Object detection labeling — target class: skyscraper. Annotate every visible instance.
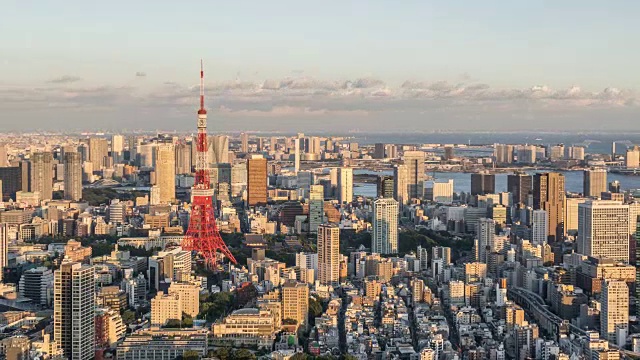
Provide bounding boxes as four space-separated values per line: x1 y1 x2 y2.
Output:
247 157 267 206
425 179 454 204
372 198 399 254
601 280 629 345
308 184 325 233
507 173 532 206
577 200 629 263
403 150 425 200
476 218 495 264
337 167 353 205
0 224 6 283
155 144 175 204
531 210 548 245
240 132 249 153
209 135 229 164
0 167 22 201
29 151 53 201
294 138 300 174
64 152 82 201
88 137 108 170
318 224 340 286
626 146 640 169
373 143 385 159
494 144 514 164
583 168 608 198
54 262 95 360
533 172 565 242
111 134 124 164
376 175 394 199
393 164 408 206
471 172 495 195
175 143 192 175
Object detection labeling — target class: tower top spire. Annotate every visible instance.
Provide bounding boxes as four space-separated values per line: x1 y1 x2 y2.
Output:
198 59 207 115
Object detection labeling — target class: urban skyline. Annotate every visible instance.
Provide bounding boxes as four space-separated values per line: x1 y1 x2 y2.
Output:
2 2 640 360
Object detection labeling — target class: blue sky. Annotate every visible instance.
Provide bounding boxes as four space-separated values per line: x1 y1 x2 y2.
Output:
1 1 639 131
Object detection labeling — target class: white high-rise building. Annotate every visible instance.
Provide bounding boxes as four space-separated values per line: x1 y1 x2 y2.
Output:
577 200 629 262
476 218 495 264
296 252 318 272
54 262 95 360
626 146 640 169
338 167 353 205
308 184 324 233
372 198 399 254
601 280 629 345
111 134 124 164
425 179 454 204
318 224 340 286
531 209 548 245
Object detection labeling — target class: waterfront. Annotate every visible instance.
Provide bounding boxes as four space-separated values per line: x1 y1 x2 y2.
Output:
353 169 640 198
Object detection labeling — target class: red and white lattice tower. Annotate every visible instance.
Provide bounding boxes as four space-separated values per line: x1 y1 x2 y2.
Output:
183 61 237 265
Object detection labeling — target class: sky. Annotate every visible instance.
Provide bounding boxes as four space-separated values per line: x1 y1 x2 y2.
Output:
1 1 640 132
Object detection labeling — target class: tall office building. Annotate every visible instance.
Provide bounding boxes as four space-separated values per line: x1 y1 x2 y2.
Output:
531 210 548 245
240 132 249 153
0 224 6 282
476 218 495 264
403 151 425 200
564 197 587 235
209 135 229 164
377 175 394 199
533 173 565 242
29 151 53 201
507 173 532 206
247 157 267 206
318 224 340 286
373 143 385 159
175 143 192 175
393 164 408 206
516 145 537 164
0 144 8 167
308 185 325 233
19 266 54 306
471 172 495 195
64 152 82 201
54 262 96 360
294 138 300 174
372 198 399 254
111 134 124 164
89 137 109 170
425 179 454 204
0 167 23 201
577 200 629 263
601 280 629 345
494 144 514 164
155 144 175 204
583 168 608 198
626 146 640 169
282 281 309 329
337 167 353 205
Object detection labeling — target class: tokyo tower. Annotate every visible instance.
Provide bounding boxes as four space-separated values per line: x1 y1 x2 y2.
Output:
183 61 237 265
